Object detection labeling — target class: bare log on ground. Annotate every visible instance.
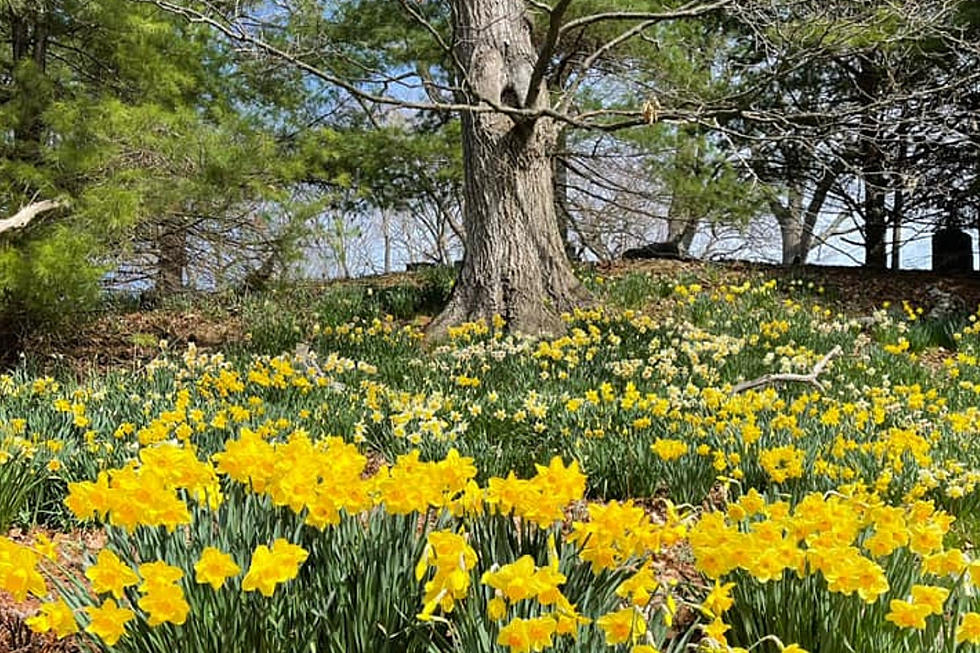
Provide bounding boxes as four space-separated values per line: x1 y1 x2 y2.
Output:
731 345 843 394
0 200 64 236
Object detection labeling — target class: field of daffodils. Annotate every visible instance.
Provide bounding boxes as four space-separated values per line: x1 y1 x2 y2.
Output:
3 268 980 652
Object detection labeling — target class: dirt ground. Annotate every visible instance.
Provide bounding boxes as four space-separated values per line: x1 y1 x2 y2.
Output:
21 260 980 375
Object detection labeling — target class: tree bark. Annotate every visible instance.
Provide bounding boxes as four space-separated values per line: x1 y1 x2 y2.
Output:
381 209 392 274
799 163 840 260
863 162 888 270
891 185 903 270
770 193 802 266
666 196 698 255
155 219 188 296
777 214 804 266
666 125 700 254
429 0 588 337
554 128 577 260
891 123 907 270
858 56 887 270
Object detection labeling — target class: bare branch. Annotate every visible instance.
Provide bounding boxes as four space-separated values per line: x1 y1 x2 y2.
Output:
731 345 843 395
524 0 573 109
558 0 733 37
141 0 540 121
0 200 65 236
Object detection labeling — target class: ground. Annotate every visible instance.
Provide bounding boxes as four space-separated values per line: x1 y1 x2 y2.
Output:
22 260 980 371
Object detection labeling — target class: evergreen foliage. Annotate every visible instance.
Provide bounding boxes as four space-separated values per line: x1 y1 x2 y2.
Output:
0 0 305 326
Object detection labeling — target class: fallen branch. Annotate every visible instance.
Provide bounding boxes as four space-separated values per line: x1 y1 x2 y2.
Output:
731 345 842 394
0 200 65 236
293 342 346 391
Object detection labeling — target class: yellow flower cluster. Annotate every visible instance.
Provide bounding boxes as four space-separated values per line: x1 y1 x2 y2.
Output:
5 279 980 653
690 489 966 640
27 539 302 645
651 437 688 461
758 445 805 484
885 584 949 630
214 429 373 525
137 561 191 626
415 531 477 619
484 549 592 647
484 457 587 526
569 500 686 573
66 443 219 531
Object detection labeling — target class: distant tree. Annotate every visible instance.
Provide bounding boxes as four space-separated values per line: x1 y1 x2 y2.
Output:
731 0 979 267
0 0 310 329
558 15 767 260
296 120 464 273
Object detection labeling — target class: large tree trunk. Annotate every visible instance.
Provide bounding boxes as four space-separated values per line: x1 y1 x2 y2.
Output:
773 173 836 267
778 217 803 265
429 0 587 337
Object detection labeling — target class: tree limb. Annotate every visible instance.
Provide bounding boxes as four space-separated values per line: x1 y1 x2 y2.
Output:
731 345 842 394
524 0 573 110
0 200 65 236
558 0 733 37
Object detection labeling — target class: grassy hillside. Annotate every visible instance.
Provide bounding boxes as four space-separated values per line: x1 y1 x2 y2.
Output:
3 261 980 652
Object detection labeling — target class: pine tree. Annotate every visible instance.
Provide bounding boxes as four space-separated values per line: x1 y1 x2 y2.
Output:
0 0 306 329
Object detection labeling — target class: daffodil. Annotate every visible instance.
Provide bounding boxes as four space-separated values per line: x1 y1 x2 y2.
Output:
85 599 134 646
885 599 931 630
195 547 241 590
26 600 78 638
596 607 646 645
86 549 139 599
957 612 980 644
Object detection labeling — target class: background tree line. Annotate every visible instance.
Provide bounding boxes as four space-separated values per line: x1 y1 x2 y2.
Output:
1 0 978 334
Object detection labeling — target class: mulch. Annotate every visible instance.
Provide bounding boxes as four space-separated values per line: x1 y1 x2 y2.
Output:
0 527 104 652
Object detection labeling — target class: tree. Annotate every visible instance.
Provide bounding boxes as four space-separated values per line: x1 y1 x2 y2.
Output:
297 121 464 274
730 0 979 268
0 0 309 332
147 0 740 335
556 16 766 260
147 0 980 332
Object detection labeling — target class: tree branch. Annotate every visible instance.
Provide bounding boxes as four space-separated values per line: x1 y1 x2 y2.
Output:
558 0 733 37
0 200 65 236
524 0 573 110
731 345 842 394
142 0 530 119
